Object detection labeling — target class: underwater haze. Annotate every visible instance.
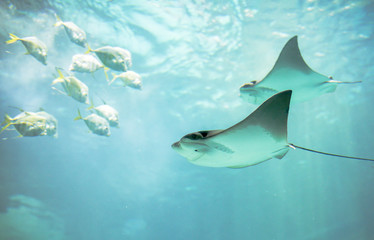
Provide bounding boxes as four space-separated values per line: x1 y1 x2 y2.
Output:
1 0 374 239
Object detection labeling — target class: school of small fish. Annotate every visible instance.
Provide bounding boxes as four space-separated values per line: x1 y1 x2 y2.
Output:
2 14 360 140
1 14 143 138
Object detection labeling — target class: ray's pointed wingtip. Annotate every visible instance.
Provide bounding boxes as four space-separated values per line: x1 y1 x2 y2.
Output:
270 90 292 110
288 35 298 43
278 89 292 98
260 90 293 107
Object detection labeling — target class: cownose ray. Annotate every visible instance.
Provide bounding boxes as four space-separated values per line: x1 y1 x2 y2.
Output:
172 90 374 168
239 36 361 104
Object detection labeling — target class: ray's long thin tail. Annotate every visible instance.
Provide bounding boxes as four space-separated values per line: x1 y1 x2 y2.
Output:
289 143 374 161
327 80 362 84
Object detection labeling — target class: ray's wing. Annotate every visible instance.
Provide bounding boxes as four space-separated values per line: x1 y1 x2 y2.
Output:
271 36 313 74
255 36 328 95
213 90 292 143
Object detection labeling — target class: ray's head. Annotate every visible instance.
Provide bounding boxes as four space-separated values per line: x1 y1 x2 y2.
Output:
239 81 278 104
239 81 259 98
172 131 210 162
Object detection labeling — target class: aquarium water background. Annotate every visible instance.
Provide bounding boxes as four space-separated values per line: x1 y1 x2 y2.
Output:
0 0 374 239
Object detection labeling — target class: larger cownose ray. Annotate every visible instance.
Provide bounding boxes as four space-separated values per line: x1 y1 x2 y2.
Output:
239 36 361 104
172 90 374 168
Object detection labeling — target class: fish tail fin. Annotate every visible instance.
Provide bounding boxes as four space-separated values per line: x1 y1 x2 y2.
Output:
3 114 12 125
85 44 93 54
74 109 83 121
54 14 63 27
0 114 13 134
108 73 118 85
6 33 20 44
103 67 110 82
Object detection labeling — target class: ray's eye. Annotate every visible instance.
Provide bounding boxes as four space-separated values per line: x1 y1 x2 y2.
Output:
199 131 210 137
185 133 203 140
241 81 257 89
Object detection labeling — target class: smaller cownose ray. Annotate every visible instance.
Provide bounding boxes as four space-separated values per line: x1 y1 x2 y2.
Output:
172 90 374 168
239 36 361 104
54 14 87 48
5 33 47 65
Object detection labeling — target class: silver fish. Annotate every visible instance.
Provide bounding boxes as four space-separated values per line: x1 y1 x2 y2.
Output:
55 14 87 48
6 33 47 65
74 109 110 136
1 113 47 137
51 68 89 104
87 45 132 72
1 108 58 138
89 103 119 128
110 71 142 90
69 54 104 73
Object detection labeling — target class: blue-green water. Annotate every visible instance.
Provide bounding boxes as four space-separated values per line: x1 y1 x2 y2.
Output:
0 0 374 239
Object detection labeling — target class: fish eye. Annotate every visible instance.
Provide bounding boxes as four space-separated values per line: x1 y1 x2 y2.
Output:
328 76 333 80
194 149 198 152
